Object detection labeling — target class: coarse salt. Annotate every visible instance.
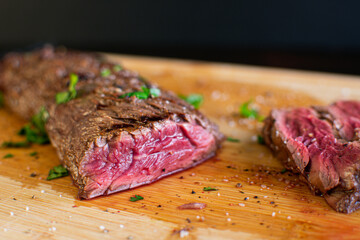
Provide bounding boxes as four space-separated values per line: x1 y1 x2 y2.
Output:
272 212 276 217
180 230 189 238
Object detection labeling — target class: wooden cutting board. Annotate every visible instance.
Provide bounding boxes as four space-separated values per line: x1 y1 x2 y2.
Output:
1 54 360 240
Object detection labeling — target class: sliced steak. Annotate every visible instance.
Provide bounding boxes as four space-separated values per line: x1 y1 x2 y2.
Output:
0 46 224 199
263 101 360 213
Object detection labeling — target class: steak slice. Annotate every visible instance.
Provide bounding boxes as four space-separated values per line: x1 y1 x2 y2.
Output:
263 101 360 213
0 46 224 199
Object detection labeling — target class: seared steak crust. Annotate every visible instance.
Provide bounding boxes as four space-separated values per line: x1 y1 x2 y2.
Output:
263 101 360 213
0 46 224 198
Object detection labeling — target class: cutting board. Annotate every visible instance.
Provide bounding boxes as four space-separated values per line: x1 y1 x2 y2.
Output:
1 54 360 240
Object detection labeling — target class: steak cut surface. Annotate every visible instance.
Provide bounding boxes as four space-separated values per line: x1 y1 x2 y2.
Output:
263 101 360 213
0 46 224 199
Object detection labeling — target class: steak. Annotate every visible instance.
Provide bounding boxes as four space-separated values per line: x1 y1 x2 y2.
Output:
0 46 224 199
263 101 360 213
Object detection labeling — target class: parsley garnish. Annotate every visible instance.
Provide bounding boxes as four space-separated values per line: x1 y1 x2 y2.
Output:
56 73 79 104
30 151 38 156
113 65 123 72
239 100 264 121
257 135 265 145
227 137 240 142
120 86 161 99
129 195 144 202
1 141 30 148
280 168 288 174
0 92 4 108
101 68 111 77
47 165 69 180
3 153 14 159
179 94 203 109
19 107 50 144
203 187 218 191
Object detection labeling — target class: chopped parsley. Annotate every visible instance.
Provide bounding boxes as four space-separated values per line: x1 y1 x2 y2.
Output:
0 92 4 108
2 141 30 148
280 168 288 174
3 153 14 159
47 165 69 180
257 135 265 145
239 100 264 121
227 137 240 143
120 86 161 99
129 194 144 202
179 94 203 109
101 68 111 77
55 73 79 104
113 65 123 72
19 107 50 145
203 187 218 191
29 151 38 156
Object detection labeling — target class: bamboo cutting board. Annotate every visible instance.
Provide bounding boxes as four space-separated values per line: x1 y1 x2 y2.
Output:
1 54 360 240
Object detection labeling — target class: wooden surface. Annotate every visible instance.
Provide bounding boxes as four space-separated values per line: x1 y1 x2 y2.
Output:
1 54 360 240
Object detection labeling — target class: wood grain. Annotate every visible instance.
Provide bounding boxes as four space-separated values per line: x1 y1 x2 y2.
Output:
1 54 360 239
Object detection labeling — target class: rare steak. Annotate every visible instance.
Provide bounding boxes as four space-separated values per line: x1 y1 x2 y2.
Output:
263 101 360 213
0 46 224 199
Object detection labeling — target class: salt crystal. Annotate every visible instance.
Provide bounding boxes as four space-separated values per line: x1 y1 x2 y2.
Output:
239 203 245 207
180 230 189 238
99 226 106 231
287 216 291 219
52 227 56 231
217 193 221 196
3 228 7 232
41 190 45 193
10 212 14 216
25 206 29 211
227 218 231 222
225 212 229 216
119 224 124 228
272 212 276 217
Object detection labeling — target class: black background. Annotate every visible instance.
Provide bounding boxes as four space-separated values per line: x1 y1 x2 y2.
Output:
1 0 360 74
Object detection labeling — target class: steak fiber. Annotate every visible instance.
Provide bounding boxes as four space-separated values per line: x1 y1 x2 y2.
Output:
0 46 224 199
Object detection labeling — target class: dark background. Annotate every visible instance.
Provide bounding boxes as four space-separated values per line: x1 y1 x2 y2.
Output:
1 0 360 74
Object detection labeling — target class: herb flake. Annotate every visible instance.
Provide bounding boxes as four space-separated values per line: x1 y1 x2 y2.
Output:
3 153 14 159
0 92 4 108
257 135 265 145
47 165 69 180
120 86 160 99
29 151 38 156
1 141 30 148
203 187 218 191
56 73 79 104
113 65 123 72
18 107 50 145
227 137 240 142
129 195 144 202
101 68 111 77
239 100 264 121
179 94 204 109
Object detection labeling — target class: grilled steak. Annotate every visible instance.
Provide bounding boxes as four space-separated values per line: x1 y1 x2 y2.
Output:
263 101 360 213
0 46 224 199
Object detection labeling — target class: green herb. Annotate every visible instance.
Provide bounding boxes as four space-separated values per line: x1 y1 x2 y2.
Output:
18 107 50 145
47 165 69 180
257 135 265 145
280 168 288 174
203 187 218 191
3 153 14 159
129 195 144 202
1 141 30 148
113 65 123 72
227 137 240 143
179 94 203 109
29 151 38 156
120 86 161 99
239 100 264 121
55 73 79 104
101 68 111 77
0 92 4 108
